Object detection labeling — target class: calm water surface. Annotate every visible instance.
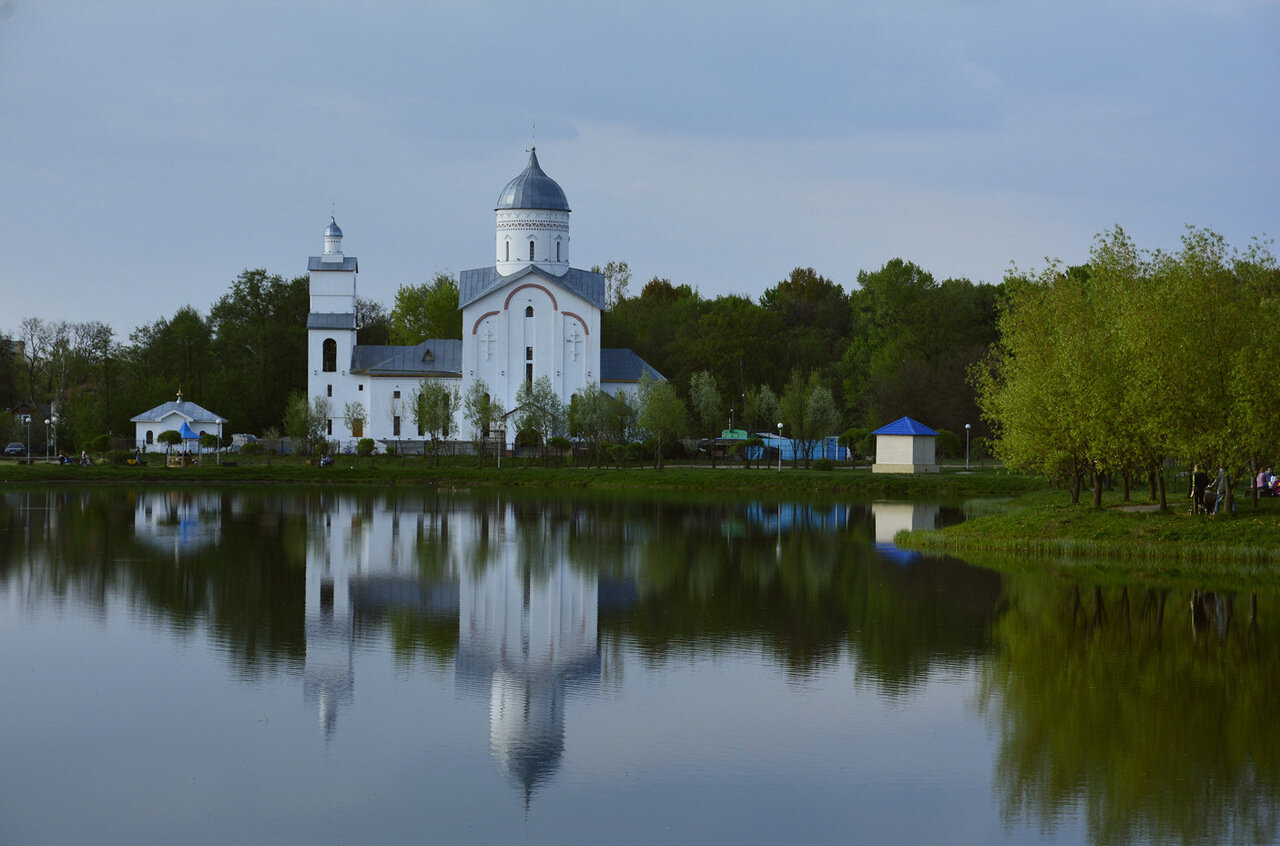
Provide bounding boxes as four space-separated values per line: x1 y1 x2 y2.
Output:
0 487 1275 845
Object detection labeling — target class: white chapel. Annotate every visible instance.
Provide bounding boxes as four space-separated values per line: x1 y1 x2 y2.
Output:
306 149 663 449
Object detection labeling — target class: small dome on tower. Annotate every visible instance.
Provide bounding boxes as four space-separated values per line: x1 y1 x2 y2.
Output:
495 149 570 212
325 217 343 239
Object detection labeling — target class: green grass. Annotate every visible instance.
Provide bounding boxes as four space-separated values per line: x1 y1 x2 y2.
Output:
0 456 1043 498
901 487 1280 585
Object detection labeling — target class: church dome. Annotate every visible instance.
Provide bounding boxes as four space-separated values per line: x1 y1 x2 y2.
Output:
495 149 570 212
324 217 343 238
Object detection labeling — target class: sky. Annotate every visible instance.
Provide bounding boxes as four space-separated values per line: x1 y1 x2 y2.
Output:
1 1 1276 338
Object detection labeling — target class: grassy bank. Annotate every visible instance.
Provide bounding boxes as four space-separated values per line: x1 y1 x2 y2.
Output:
901 488 1280 583
0 457 1043 498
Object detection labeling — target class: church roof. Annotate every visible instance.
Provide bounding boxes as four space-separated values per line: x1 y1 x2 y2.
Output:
495 148 570 211
131 399 227 425
600 349 665 383
458 264 606 311
307 312 357 330
324 217 343 238
350 339 462 376
307 256 358 271
872 416 938 437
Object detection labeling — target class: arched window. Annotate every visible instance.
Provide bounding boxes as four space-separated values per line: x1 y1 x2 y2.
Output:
525 306 534 318
146 430 154 445
505 241 510 262
556 240 561 261
322 338 337 372
529 240 535 261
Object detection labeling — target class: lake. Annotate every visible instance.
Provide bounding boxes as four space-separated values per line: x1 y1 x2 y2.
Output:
0 486 1275 845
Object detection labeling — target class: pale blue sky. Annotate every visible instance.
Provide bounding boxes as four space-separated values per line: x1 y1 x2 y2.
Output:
1 1 1276 336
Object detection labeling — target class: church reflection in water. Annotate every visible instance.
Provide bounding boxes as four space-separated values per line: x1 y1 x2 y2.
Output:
301 496 620 799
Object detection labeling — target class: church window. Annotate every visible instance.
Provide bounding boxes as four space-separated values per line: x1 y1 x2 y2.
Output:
322 339 337 372
393 416 401 436
146 430 153 445
505 241 510 262
525 306 533 318
326 384 332 397
417 419 425 437
556 241 561 261
358 384 364 391
529 240 535 260
393 390 401 399
525 346 534 386
327 420 332 436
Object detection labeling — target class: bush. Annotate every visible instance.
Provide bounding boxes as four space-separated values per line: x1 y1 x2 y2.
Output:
356 438 376 457
107 450 133 466
89 434 111 452
240 442 262 457
813 458 835 471
935 429 961 460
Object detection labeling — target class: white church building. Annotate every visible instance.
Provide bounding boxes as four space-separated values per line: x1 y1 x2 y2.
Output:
306 149 663 450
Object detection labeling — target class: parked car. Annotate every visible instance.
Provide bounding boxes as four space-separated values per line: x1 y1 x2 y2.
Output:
4 442 25 456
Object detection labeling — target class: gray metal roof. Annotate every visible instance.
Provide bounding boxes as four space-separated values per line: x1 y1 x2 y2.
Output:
350 339 462 376
307 312 357 330
308 256 358 271
600 349 665 383
458 264 606 311
324 217 343 237
130 399 228 425
495 148 570 211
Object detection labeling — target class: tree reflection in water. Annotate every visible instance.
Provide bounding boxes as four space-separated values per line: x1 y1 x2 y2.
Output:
979 576 1280 846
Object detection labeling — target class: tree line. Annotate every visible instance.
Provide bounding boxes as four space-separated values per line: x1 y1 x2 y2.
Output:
1 258 1002 458
975 226 1279 508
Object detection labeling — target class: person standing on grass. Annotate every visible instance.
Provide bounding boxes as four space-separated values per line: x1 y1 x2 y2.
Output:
1190 464 1210 513
1210 466 1234 515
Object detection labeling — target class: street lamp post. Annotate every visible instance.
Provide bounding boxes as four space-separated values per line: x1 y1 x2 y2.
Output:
44 419 51 462
20 414 31 462
51 415 58 460
965 423 971 470
776 422 783 473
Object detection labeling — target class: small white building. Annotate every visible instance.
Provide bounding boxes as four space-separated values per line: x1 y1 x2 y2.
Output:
131 392 227 453
871 416 939 474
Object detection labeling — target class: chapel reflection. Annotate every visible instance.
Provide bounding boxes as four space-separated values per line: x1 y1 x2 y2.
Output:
980 578 1279 846
301 493 627 801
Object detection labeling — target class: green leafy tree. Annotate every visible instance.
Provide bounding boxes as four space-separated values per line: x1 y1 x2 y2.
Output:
208 269 309 435
590 260 632 309
412 380 460 465
156 429 181 454
284 392 330 455
463 378 502 465
356 298 391 345
567 381 611 467
343 401 367 441
637 375 686 471
515 375 564 460
688 370 723 466
389 273 462 344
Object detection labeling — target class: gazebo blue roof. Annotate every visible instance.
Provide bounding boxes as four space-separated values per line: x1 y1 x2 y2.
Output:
872 416 938 437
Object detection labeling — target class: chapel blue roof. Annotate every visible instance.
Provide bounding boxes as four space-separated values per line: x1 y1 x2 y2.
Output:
495 148 570 211
872 416 939 437
457 264 606 311
600 349 664 383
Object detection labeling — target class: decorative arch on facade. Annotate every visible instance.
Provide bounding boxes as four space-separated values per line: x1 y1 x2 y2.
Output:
322 338 337 372
471 311 500 334
562 311 590 335
503 283 558 312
